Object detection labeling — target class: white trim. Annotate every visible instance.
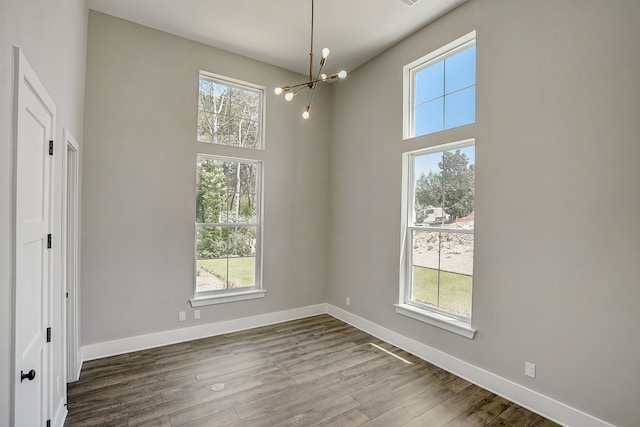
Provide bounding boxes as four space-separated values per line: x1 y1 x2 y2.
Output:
80 304 326 361
394 303 475 339
326 304 615 427
190 289 266 307
51 403 67 427
62 129 81 382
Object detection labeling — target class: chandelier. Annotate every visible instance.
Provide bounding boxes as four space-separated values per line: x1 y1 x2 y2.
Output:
274 0 348 119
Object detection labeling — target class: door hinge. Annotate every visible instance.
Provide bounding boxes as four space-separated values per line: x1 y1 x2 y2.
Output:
47 234 52 249
49 140 54 156
66 292 69 298
47 420 51 427
46 327 51 343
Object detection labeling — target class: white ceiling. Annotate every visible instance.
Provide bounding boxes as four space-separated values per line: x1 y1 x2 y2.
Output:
88 0 467 76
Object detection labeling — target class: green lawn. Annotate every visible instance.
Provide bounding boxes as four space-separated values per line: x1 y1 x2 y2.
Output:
197 257 255 288
412 266 472 316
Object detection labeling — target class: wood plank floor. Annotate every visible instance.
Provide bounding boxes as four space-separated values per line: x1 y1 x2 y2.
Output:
66 315 560 427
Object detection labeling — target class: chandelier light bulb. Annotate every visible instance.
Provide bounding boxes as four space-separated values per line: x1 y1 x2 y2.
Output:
274 87 283 95
338 70 348 79
284 92 294 101
302 110 310 119
320 73 327 80
322 48 330 59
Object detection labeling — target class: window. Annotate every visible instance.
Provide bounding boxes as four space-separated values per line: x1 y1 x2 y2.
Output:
397 140 476 338
192 72 266 306
198 72 264 149
404 31 476 139
194 155 263 304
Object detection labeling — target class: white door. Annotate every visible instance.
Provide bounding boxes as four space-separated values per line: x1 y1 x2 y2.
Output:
14 48 56 427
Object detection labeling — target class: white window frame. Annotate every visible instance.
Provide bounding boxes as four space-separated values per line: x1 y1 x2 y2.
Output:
197 71 266 150
403 31 476 140
396 139 476 339
192 72 266 306
191 154 265 306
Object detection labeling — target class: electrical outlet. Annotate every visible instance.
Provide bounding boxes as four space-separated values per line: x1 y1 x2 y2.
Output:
346 297 351 306
178 311 186 322
525 362 536 378
194 309 200 320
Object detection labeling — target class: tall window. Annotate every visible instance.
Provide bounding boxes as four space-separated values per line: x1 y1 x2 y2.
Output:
398 141 475 337
193 72 265 305
198 72 263 149
195 155 262 296
404 31 476 139
399 32 477 337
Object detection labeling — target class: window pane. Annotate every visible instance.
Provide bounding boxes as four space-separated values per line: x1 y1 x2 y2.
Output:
438 232 473 316
411 230 473 317
196 226 256 292
227 227 256 287
444 86 475 129
444 45 476 93
441 147 475 222
214 83 230 116
197 110 215 143
198 76 262 148
414 152 444 225
242 121 259 149
415 98 444 137
406 36 475 139
411 230 440 306
415 60 444 104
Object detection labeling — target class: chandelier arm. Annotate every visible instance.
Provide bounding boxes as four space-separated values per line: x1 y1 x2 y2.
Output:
306 79 319 115
314 58 326 83
285 81 317 91
285 75 337 92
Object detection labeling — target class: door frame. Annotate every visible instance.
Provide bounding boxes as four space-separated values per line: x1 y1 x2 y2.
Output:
63 129 80 382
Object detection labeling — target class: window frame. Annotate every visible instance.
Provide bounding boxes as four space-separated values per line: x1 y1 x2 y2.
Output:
197 70 266 150
403 31 476 140
191 70 266 307
396 139 476 339
191 154 265 306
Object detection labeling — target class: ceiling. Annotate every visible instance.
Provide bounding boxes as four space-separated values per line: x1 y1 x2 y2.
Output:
88 0 467 76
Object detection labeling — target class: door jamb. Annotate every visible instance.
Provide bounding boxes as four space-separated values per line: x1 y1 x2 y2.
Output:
63 129 80 382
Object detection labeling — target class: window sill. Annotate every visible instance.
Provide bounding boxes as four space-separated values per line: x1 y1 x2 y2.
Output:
394 304 476 339
190 289 266 307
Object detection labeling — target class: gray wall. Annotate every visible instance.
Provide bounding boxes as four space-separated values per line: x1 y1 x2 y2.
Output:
327 1 640 426
81 12 330 345
0 0 87 424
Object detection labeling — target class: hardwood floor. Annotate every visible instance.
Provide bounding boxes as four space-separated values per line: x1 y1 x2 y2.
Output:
66 315 560 427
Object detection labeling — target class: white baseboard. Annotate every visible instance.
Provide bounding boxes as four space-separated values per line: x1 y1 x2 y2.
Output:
80 304 327 361
52 402 67 427
79 303 614 427
326 304 614 427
